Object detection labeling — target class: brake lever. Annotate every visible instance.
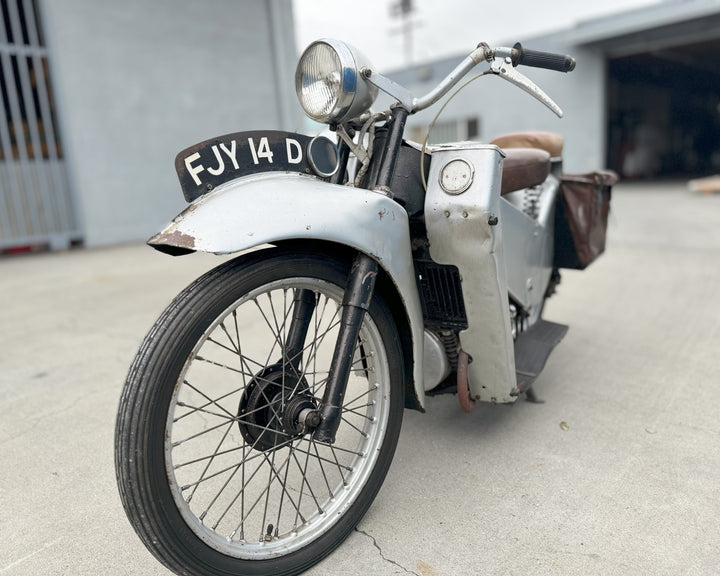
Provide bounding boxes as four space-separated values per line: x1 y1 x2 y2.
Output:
489 55 563 118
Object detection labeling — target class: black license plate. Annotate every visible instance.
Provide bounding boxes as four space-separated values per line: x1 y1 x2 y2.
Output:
175 130 327 202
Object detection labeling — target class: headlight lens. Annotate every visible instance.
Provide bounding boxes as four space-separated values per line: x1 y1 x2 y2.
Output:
295 39 377 124
296 42 343 119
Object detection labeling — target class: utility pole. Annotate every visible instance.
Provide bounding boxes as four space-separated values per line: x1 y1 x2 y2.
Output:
390 0 419 65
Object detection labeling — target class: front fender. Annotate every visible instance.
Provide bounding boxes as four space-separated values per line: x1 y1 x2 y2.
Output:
150 172 425 408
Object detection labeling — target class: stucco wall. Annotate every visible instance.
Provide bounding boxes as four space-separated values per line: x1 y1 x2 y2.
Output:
41 0 300 247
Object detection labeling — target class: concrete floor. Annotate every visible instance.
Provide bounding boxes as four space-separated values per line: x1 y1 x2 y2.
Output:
1 182 719 575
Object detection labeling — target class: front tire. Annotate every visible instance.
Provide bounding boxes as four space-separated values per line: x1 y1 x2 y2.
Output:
115 248 404 576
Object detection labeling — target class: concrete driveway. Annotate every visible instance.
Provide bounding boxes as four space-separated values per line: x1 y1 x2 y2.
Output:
1 183 719 575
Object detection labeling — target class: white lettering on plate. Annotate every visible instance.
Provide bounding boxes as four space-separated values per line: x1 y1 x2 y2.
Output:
286 138 302 164
248 137 274 165
220 141 239 170
185 152 204 186
207 145 225 176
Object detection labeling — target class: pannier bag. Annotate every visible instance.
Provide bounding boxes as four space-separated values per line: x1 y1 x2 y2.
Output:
554 170 619 269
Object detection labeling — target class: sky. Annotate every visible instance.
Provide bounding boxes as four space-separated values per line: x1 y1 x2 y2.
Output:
293 0 662 71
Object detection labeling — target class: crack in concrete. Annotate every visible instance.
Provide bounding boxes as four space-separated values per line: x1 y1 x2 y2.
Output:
355 528 420 576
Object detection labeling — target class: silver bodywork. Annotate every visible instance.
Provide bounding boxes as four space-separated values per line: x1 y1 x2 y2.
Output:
425 144 518 403
149 171 427 409
424 144 558 402
502 175 560 325
152 151 560 406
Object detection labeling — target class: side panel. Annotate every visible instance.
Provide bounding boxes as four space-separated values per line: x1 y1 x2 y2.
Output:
501 175 559 325
425 145 517 403
150 172 425 408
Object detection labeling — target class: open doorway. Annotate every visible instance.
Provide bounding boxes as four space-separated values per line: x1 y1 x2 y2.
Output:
606 38 720 180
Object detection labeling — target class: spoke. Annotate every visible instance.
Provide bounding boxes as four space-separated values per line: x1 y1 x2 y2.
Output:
180 436 295 491
182 380 237 419
234 346 267 372
252 295 286 365
260 449 277 539
173 419 235 448
306 438 364 458
174 401 235 422
240 441 246 539
261 448 307 527
174 379 251 424
290 440 354 473
200 458 243 523
229 448 303 540
232 310 248 386
290 446 323 515
219 320 240 354
308 376 329 397
342 404 375 420
174 443 250 471
275 440 295 537
289 442 311 528
205 325 266 374
186 422 234 503
216 445 279 533
309 437 334 499
206 335 238 356
195 355 251 377
328 443 350 486
301 305 341 383
340 415 370 438
344 384 378 411
280 289 292 411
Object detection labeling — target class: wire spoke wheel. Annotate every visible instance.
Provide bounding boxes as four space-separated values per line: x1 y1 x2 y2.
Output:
115 249 404 576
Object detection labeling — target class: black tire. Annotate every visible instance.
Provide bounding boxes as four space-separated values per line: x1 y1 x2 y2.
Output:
115 248 405 576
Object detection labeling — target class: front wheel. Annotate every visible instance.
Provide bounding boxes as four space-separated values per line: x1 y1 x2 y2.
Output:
115 249 404 576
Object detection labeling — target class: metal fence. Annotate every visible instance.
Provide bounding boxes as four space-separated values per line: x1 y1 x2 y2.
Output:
0 0 78 251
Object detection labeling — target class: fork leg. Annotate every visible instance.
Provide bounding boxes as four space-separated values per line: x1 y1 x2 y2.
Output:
313 252 378 444
284 289 317 374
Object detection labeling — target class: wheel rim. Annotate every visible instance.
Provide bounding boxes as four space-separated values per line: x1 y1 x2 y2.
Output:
165 277 391 559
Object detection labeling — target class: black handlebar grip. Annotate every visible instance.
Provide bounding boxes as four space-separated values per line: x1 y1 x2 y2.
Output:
512 42 576 72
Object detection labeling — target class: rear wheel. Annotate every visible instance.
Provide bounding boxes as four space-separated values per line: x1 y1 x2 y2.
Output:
115 249 404 576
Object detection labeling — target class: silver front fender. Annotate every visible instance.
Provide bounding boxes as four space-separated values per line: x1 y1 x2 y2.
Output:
150 172 425 408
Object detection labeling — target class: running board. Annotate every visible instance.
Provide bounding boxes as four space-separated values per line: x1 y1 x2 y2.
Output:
511 319 568 396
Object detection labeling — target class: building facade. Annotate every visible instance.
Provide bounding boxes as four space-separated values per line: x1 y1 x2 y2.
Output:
1 0 299 250
389 0 720 179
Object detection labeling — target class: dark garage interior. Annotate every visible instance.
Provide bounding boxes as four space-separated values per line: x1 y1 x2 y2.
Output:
606 37 720 180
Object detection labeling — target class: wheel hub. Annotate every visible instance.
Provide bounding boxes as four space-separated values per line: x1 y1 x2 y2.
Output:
237 364 317 451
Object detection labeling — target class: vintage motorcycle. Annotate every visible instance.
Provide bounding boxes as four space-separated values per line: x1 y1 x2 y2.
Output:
115 38 615 576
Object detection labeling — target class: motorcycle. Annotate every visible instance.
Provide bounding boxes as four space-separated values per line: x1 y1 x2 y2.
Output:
115 38 616 576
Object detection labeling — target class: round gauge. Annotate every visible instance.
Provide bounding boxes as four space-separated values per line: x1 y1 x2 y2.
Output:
439 158 474 194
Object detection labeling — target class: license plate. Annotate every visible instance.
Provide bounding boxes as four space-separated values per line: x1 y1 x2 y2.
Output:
175 130 324 202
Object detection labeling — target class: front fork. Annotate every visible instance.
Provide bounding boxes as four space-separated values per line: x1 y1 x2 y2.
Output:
288 106 409 444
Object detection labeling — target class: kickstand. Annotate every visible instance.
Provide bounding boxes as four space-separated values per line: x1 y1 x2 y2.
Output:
525 387 545 404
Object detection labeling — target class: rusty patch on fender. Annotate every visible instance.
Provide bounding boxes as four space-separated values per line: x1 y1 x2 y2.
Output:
150 229 196 249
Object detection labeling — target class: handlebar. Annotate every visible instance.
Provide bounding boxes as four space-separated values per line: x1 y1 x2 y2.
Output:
406 42 576 114
511 42 576 73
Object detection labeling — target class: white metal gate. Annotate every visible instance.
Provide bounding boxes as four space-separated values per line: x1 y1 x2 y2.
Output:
0 0 78 251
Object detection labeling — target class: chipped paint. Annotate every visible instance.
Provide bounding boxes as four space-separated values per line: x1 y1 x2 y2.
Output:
150 229 196 249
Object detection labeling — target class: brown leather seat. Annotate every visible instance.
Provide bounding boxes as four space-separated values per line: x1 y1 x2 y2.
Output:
499 148 551 195
491 131 564 158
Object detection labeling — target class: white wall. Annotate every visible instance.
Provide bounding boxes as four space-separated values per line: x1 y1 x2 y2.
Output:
41 0 300 247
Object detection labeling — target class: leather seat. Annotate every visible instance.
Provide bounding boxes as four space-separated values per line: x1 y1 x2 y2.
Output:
490 131 564 158
499 148 551 195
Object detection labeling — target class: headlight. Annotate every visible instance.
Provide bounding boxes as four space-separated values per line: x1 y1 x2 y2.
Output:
295 39 378 124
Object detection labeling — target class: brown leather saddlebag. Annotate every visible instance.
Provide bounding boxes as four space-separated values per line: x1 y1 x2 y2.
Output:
554 170 618 269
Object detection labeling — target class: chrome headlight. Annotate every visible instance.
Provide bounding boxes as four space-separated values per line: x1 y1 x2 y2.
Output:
295 39 378 124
